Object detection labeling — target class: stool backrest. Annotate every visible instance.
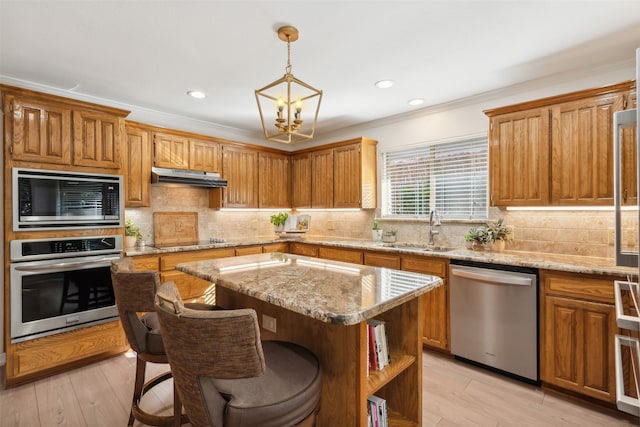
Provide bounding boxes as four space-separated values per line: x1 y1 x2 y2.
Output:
155 281 266 427
110 257 161 353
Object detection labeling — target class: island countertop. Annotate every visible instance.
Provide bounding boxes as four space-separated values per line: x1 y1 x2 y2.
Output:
176 252 443 325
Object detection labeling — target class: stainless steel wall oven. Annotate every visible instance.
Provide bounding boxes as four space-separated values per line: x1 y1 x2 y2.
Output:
13 167 123 231
10 235 122 342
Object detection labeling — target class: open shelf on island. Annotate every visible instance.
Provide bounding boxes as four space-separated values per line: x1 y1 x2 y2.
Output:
367 353 416 395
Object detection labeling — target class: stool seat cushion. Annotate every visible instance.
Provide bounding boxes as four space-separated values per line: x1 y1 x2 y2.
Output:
202 341 322 427
140 312 165 355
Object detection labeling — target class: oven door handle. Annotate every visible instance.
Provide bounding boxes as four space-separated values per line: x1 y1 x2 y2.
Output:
14 255 121 272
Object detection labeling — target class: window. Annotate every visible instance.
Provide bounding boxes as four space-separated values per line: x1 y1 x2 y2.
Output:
381 137 488 220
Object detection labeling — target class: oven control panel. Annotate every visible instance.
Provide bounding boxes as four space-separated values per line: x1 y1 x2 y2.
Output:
10 235 123 262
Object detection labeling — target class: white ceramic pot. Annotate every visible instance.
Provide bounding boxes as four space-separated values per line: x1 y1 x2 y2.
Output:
124 236 137 248
491 240 506 252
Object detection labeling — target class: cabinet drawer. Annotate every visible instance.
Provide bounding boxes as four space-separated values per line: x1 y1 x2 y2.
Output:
541 270 616 304
364 252 400 269
401 255 448 277
289 242 318 257
132 255 160 271
263 242 289 253
318 247 363 264
160 248 236 270
235 246 263 256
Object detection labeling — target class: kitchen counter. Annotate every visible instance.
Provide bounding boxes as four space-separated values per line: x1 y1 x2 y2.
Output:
175 252 443 325
126 236 639 278
175 252 435 426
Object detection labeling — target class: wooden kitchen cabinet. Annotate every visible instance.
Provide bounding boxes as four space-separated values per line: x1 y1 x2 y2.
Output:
190 138 221 173
153 131 189 169
259 151 291 208
291 152 312 208
124 123 152 207
3 92 72 165
363 251 401 269
311 148 334 208
487 107 550 206
621 89 637 206
402 255 450 350
551 92 624 205
485 80 636 207
289 242 319 257
222 145 259 208
263 242 289 253
333 139 377 209
318 246 363 264
73 109 123 169
540 270 620 403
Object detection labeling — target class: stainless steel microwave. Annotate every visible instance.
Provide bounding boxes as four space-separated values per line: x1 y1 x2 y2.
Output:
12 168 124 231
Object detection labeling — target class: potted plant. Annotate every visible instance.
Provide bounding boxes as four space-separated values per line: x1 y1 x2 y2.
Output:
382 229 397 243
486 218 512 252
124 219 142 248
465 227 488 251
372 219 383 243
270 212 289 233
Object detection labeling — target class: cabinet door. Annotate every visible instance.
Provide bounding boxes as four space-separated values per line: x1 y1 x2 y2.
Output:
124 125 151 207
489 108 550 206
401 256 449 350
5 94 72 165
542 295 617 402
73 110 122 169
190 139 221 173
153 132 189 169
551 93 624 205
259 151 291 208
291 153 312 208
311 148 333 208
333 143 361 208
222 146 258 208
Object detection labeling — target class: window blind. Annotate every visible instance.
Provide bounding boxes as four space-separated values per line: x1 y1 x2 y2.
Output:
382 137 488 220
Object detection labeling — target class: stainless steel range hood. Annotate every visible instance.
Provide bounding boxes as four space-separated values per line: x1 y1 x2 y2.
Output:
151 167 227 188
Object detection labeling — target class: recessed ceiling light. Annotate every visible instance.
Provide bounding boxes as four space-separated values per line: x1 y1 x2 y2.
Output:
187 90 206 99
375 80 394 89
408 98 424 106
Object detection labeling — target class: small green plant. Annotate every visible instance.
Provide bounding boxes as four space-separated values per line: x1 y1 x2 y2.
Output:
465 227 488 244
125 219 142 240
383 229 397 237
486 218 512 242
269 212 289 227
372 219 379 230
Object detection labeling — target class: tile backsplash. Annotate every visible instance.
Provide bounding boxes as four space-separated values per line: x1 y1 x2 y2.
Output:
126 186 636 259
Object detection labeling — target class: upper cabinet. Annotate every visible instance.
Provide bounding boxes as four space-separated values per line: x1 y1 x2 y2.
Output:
488 107 550 206
2 85 129 170
259 151 291 208
153 131 189 169
190 138 221 173
294 137 378 209
485 81 636 207
222 145 259 208
124 123 152 207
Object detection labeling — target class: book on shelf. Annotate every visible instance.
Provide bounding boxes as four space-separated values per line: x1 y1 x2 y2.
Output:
367 395 388 427
367 319 391 372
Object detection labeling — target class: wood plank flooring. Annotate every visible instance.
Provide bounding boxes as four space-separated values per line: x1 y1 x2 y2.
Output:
0 349 637 426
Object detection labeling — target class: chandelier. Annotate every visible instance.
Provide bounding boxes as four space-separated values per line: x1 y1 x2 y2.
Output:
255 26 322 144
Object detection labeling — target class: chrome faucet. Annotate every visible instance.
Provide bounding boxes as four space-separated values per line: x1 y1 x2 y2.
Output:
428 209 441 247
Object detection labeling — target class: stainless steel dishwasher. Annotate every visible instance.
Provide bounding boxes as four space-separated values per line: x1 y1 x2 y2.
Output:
450 262 538 383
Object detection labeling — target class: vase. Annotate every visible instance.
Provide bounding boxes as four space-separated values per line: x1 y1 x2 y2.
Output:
372 229 383 243
471 241 485 251
274 225 284 234
491 240 506 252
124 236 137 248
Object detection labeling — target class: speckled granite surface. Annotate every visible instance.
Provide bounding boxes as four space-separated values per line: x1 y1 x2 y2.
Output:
175 252 443 325
127 236 639 278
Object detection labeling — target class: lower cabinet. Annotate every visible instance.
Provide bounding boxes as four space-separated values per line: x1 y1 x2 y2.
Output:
401 255 450 351
540 270 620 403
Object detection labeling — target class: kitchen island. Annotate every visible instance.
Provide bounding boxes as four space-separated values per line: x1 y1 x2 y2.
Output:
176 252 444 427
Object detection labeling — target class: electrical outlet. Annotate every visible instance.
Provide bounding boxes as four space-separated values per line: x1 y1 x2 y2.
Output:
251 219 258 230
327 220 335 230
262 314 277 333
608 227 615 246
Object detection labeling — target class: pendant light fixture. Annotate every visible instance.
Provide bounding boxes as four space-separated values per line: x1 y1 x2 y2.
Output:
255 26 322 144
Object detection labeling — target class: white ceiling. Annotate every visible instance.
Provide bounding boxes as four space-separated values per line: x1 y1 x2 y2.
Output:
1 0 640 141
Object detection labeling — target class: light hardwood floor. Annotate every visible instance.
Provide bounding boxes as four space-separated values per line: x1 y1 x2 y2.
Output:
0 349 637 426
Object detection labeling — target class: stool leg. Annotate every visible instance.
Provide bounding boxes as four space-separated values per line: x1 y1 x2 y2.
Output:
130 356 146 427
173 382 182 427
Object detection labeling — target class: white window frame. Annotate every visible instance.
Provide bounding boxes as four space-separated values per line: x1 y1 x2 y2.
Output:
381 136 489 220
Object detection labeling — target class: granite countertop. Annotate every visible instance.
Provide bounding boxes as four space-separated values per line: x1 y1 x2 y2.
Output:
126 236 639 278
175 252 443 326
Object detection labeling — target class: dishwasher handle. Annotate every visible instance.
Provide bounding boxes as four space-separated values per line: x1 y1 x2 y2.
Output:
451 267 533 286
